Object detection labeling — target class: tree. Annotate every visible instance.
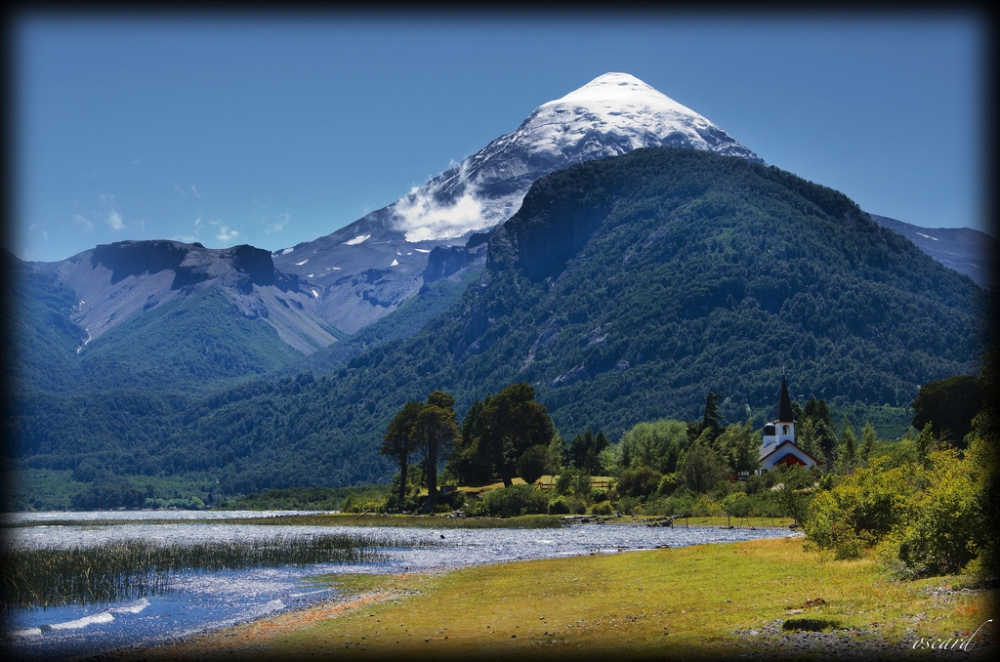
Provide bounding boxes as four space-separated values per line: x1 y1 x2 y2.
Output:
567 429 610 475
912 375 983 448
449 396 495 485
715 419 759 475
860 421 877 461
804 397 832 429
617 465 663 498
479 383 555 487
915 421 937 465
678 439 730 493
412 390 461 512
618 419 689 474
381 400 423 503
835 420 857 474
516 444 558 485
701 391 724 443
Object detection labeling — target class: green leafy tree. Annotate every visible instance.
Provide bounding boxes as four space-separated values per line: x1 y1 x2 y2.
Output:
715 419 759 475
678 439 730 493
912 375 983 448
381 400 423 503
412 390 461 511
479 383 555 487
567 429 611 475
617 465 663 498
618 419 689 474
449 396 495 485
516 443 558 485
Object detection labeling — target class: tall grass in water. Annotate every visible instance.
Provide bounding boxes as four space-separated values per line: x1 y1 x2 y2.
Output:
6 514 565 529
1 532 400 611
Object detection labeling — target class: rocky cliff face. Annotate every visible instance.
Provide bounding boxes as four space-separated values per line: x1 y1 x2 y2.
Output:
40 240 336 355
89 241 279 292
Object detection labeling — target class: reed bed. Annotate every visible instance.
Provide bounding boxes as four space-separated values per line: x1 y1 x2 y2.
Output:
4 513 565 529
0 532 404 611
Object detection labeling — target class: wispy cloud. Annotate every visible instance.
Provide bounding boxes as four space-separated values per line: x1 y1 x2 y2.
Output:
73 214 93 231
265 212 290 234
106 209 124 231
211 219 239 243
99 195 124 230
392 161 487 242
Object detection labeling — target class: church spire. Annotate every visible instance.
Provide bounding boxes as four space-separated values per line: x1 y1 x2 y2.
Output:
778 375 794 422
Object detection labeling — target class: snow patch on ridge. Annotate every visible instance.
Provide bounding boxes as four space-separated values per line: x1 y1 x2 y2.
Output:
342 234 371 246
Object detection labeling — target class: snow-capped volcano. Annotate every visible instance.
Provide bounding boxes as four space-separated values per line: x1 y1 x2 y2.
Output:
391 72 762 243
273 73 761 335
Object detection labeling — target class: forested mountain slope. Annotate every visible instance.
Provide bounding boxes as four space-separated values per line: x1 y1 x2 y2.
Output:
7 147 991 495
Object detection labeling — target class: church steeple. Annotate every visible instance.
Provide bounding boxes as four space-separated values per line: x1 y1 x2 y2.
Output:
778 375 794 423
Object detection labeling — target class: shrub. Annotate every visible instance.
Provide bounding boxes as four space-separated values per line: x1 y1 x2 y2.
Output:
891 447 984 575
591 501 614 516
657 472 680 496
480 484 550 517
548 497 585 515
618 465 663 498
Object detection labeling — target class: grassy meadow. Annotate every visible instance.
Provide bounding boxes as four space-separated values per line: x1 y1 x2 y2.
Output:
125 536 996 661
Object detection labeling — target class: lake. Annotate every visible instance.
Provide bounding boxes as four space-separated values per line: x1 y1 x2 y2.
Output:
1 511 800 660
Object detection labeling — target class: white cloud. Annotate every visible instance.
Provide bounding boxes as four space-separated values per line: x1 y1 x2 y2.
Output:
394 187 486 242
190 185 200 198
211 219 238 243
392 161 489 242
216 225 239 242
73 214 93 231
106 209 124 231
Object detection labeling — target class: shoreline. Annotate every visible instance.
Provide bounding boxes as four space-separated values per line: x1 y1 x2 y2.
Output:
91 538 996 661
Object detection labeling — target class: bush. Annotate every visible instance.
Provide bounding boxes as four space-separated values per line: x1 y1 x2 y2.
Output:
480 484 550 517
616 495 642 516
591 501 614 516
618 465 663 498
805 443 987 576
657 472 680 496
891 447 984 575
548 497 585 515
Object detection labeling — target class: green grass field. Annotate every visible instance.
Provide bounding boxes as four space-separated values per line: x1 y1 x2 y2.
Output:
131 536 996 661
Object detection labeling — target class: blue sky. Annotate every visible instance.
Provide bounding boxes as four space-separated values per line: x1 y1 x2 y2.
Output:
10 10 988 263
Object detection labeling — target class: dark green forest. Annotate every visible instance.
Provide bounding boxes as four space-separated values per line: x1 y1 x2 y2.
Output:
5 147 992 507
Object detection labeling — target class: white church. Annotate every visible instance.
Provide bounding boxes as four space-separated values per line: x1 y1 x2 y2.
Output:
758 375 821 472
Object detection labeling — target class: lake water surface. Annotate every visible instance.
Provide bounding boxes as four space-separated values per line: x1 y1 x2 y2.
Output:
2 511 800 660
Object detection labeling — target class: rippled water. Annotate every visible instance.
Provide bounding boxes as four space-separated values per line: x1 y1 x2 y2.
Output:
2 512 799 660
